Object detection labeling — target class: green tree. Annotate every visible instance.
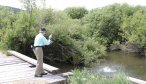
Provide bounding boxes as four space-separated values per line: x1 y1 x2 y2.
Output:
65 7 88 19
83 4 122 48
0 11 39 53
0 8 16 29
121 9 146 47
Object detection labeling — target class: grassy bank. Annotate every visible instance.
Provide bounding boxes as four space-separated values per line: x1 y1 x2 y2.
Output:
68 69 130 84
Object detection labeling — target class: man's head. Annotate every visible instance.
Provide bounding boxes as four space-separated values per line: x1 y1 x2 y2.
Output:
39 28 47 35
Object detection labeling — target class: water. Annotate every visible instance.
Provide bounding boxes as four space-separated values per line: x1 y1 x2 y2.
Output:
51 51 146 81
92 51 146 81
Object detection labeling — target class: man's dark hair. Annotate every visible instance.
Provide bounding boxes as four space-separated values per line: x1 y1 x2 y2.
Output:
40 28 46 32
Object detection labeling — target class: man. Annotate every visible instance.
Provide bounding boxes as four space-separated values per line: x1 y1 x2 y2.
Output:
33 28 52 77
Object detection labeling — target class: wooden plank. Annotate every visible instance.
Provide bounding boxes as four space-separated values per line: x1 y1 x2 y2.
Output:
0 66 36 82
0 69 35 80
128 77 146 84
8 50 59 72
4 75 65 84
0 66 35 76
0 61 24 66
8 74 66 84
0 60 24 66
0 66 33 74
0 71 35 83
0 70 65 84
0 56 17 59
0 66 35 77
0 63 31 70
8 79 49 84
0 56 22 62
0 69 65 84
0 56 25 66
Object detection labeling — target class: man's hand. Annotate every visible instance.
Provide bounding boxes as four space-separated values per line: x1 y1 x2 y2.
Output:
49 34 52 40
48 39 53 45
50 40 53 44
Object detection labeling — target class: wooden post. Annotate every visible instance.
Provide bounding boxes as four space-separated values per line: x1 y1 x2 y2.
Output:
128 77 146 84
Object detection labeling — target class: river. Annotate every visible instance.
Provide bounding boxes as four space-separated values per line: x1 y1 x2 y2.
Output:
49 51 146 81
92 51 146 81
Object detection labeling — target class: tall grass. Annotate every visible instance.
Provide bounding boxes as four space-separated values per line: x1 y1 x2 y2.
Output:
68 69 130 84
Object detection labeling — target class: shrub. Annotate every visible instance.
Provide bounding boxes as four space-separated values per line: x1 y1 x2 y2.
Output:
82 5 122 48
44 12 106 65
65 7 88 19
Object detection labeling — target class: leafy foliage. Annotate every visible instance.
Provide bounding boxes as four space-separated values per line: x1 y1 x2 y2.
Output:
121 9 146 47
65 7 88 19
44 12 106 65
83 5 122 47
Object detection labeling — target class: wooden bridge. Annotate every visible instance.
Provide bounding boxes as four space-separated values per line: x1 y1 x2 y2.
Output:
0 50 72 84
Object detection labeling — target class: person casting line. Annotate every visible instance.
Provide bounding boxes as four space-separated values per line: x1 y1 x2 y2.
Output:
32 28 52 77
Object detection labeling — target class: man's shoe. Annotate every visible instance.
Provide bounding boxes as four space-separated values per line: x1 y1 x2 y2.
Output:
41 72 47 75
34 74 43 77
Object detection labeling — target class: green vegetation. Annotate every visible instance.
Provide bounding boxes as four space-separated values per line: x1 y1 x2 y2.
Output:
0 2 146 65
44 11 106 65
64 7 88 19
0 6 106 66
68 69 130 84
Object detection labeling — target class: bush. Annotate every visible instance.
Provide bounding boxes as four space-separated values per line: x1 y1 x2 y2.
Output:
0 8 42 54
65 7 88 19
82 4 123 48
121 10 146 47
44 12 106 65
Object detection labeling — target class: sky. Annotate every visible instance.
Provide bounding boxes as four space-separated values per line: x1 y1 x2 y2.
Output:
0 0 146 10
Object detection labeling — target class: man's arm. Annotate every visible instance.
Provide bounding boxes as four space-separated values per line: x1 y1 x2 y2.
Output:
43 35 52 45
